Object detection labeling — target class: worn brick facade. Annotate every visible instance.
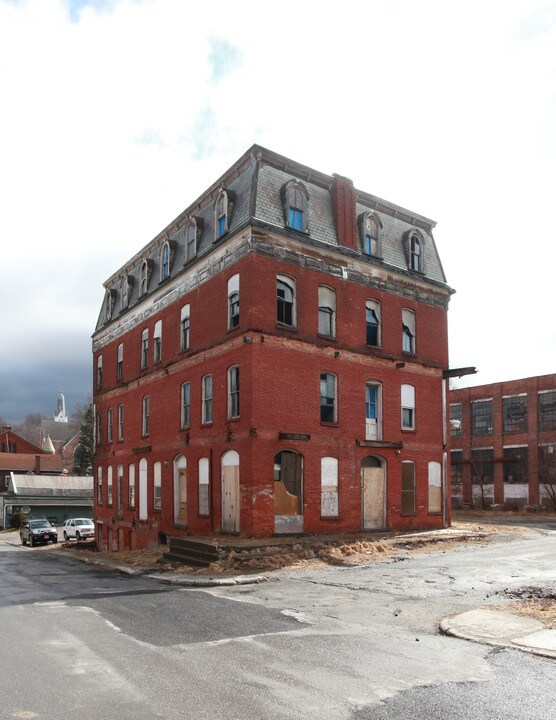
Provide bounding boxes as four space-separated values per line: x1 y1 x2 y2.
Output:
449 374 556 509
93 146 454 550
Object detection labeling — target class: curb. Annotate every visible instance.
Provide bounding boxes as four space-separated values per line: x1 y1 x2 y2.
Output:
145 572 268 587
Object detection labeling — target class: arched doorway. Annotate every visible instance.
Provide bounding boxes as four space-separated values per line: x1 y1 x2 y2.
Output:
173 455 187 525
274 450 303 534
361 455 386 530
221 450 240 533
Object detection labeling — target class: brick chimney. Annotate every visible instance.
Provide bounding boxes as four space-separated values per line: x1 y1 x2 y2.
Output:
35 455 41 474
331 174 357 251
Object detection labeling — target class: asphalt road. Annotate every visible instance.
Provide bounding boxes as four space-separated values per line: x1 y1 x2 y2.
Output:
1 524 555 719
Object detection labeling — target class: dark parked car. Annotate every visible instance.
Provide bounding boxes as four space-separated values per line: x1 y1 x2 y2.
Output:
20 519 58 546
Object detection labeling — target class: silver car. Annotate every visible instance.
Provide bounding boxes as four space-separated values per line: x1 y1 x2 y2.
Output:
62 518 95 542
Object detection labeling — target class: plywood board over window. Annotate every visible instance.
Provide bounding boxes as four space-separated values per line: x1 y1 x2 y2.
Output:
428 461 441 513
321 457 338 517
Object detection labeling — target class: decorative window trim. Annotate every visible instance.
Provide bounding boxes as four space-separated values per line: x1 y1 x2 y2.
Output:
159 240 176 282
185 217 203 263
214 188 235 240
120 274 132 310
282 180 309 233
276 274 296 328
403 229 425 273
105 289 116 322
359 212 382 257
139 259 154 296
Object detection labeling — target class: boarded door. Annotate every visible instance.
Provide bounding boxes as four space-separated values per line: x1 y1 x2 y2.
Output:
222 451 240 533
362 464 385 530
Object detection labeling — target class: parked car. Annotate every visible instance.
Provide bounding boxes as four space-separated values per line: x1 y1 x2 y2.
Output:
20 519 58 546
62 518 95 542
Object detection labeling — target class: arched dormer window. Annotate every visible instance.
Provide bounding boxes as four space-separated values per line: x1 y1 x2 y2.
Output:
283 180 309 232
105 289 116 322
360 212 382 256
185 217 202 262
139 259 153 296
215 189 234 240
160 242 170 281
404 229 425 273
120 275 131 310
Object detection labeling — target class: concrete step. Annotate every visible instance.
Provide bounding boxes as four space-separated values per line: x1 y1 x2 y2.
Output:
163 536 222 568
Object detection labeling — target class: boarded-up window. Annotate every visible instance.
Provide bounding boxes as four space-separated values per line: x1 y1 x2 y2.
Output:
139 458 148 520
321 457 338 517
401 461 415 514
198 457 209 515
97 466 103 504
128 463 135 508
428 461 441 513
107 465 113 506
153 461 162 510
117 464 124 514
173 455 187 525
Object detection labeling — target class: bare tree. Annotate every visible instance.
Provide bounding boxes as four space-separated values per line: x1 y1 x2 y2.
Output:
71 396 93 424
538 445 556 510
471 451 494 509
13 414 44 447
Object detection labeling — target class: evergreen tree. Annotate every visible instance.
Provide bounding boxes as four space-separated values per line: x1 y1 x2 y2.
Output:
73 403 94 475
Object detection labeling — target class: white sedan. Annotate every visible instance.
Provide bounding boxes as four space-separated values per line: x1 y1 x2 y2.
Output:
62 518 95 542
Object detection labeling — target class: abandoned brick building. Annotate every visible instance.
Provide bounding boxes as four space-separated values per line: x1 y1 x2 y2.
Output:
449 373 556 509
92 145 454 550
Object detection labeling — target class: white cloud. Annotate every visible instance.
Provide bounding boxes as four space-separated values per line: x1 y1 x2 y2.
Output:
1 0 555 420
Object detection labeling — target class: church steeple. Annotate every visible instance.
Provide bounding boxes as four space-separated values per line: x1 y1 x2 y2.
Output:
53 391 67 423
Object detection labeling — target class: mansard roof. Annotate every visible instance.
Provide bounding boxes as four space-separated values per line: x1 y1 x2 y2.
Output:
95 145 451 332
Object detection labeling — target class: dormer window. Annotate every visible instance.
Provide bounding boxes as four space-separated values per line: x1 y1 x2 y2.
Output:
283 180 309 232
404 230 425 273
160 242 170 281
360 212 381 256
185 217 201 262
215 189 231 240
120 275 130 310
105 289 115 321
140 260 149 296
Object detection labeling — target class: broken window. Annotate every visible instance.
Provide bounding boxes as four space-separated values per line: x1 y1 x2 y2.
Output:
320 373 337 423
128 464 135 508
107 465 113 506
283 180 309 232
503 395 528 433
366 299 381 347
503 447 528 483
450 403 462 437
538 390 556 431
277 275 295 327
117 343 124 382
153 320 162 364
274 451 303 516
228 274 240 329
450 450 463 484
180 304 190 352
471 448 494 483
361 213 381 256
471 399 493 435
365 383 382 440
402 309 415 354
141 329 149 369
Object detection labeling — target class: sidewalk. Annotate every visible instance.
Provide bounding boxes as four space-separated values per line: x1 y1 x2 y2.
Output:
440 609 556 660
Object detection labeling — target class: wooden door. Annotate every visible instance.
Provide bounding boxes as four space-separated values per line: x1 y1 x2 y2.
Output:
362 466 385 529
222 464 239 533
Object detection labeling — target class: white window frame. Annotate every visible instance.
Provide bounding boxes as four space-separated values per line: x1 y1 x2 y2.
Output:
202 374 213 424
97 466 103 505
107 407 113 443
96 355 103 388
181 382 190 429
277 274 296 328
153 461 162 510
228 366 240 419
227 274 240 330
318 286 336 338
117 343 124 381
117 404 124 441
128 463 135 508
142 395 150 436
141 328 149 369
160 241 170 281
153 320 162 364
107 465 113 506
180 304 190 352
401 384 416 430
365 382 382 440
117 464 124 515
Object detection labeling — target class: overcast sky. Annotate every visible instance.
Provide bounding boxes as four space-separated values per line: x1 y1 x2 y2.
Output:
1 0 555 423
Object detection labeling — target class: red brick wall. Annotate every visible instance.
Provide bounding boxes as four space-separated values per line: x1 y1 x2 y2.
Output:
94 253 449 548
